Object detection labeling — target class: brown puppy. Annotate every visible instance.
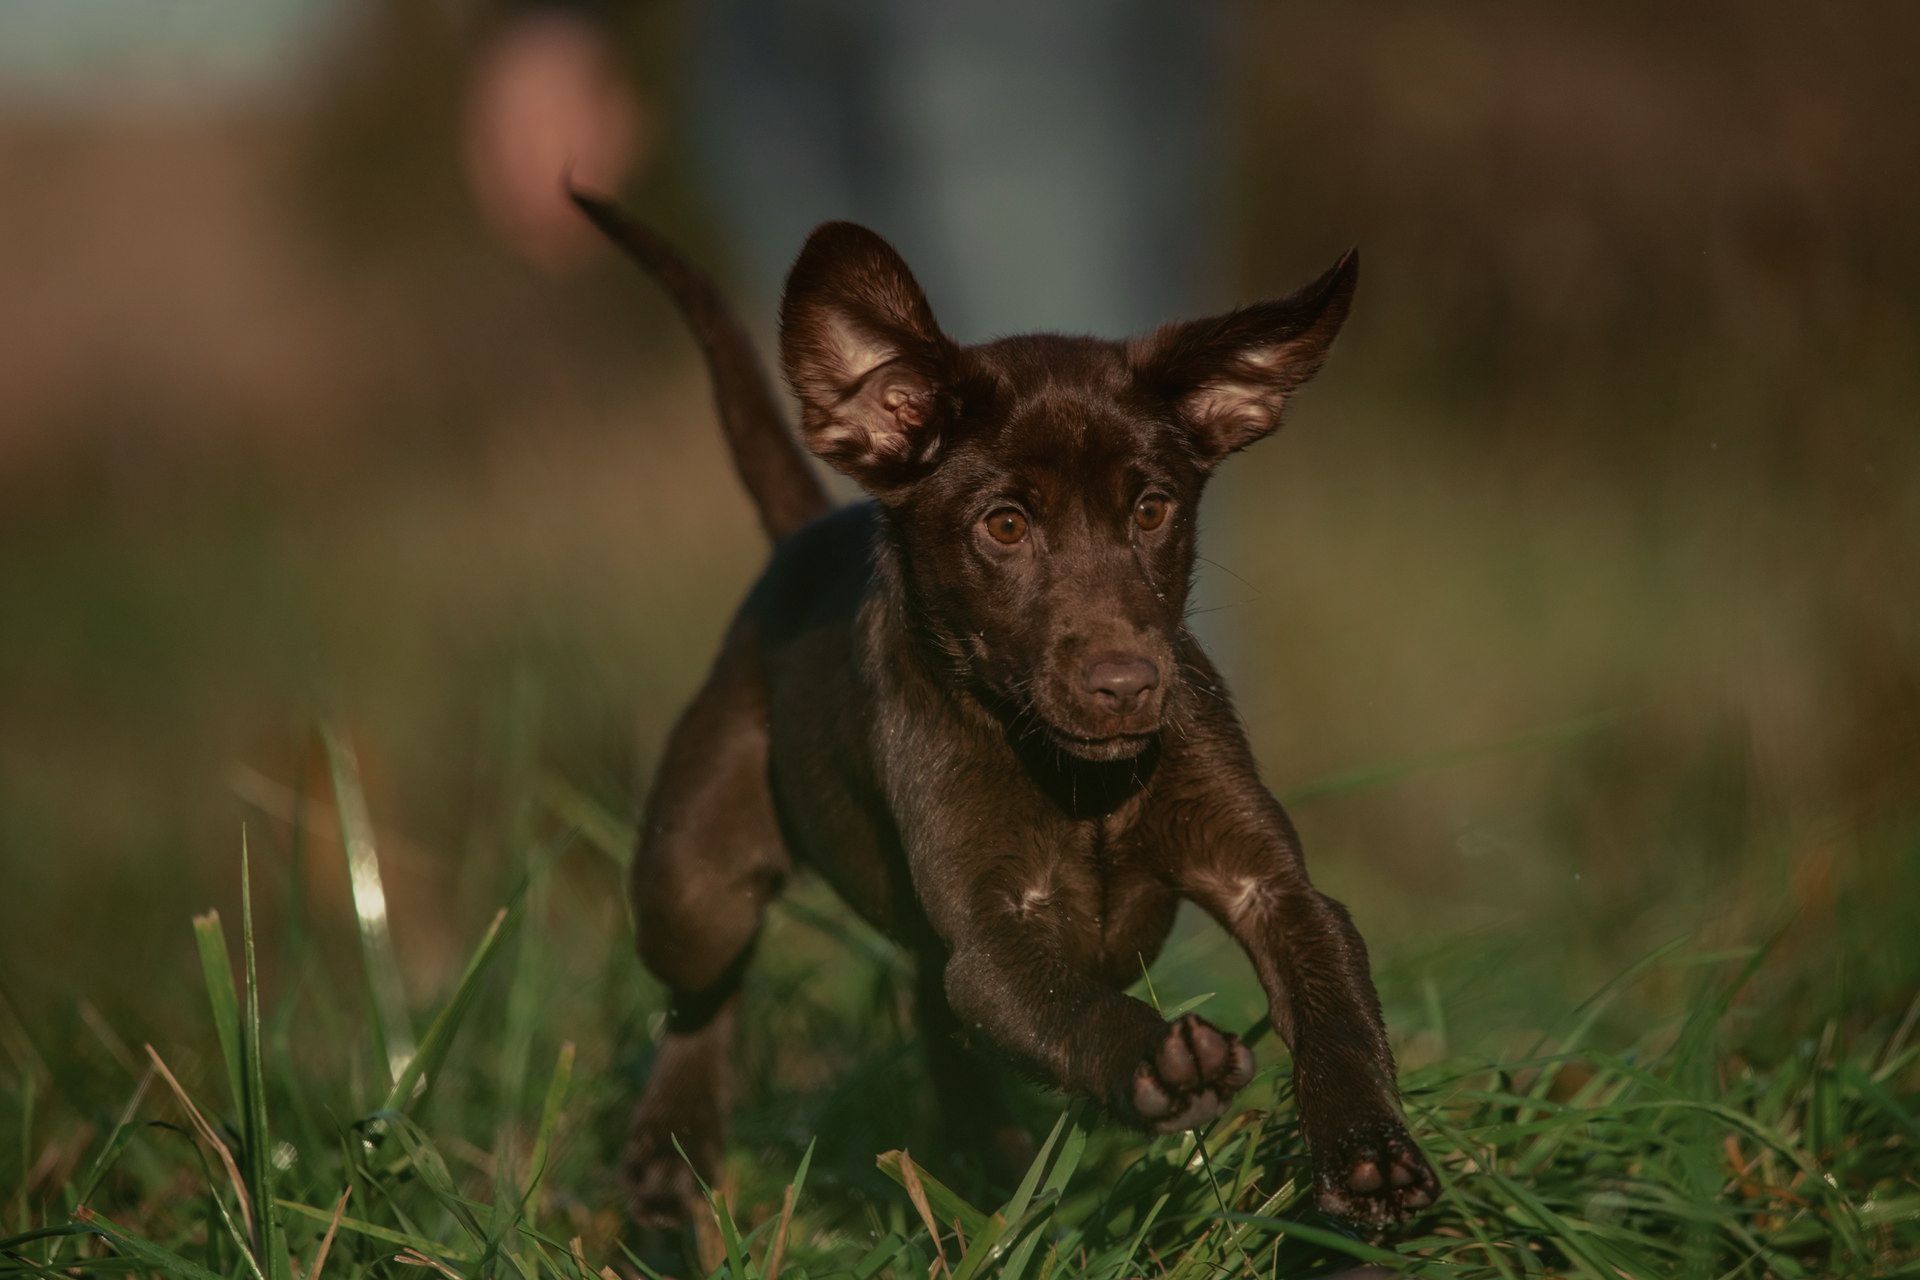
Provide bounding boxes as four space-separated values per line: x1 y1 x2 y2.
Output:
574 193 1439 1230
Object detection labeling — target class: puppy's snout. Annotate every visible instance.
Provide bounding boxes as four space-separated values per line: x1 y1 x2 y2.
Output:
1082 655 1160 715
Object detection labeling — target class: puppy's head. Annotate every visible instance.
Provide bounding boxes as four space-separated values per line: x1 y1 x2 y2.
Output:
781 224 1356 762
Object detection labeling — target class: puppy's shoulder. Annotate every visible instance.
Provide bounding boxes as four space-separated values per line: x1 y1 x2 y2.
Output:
742 501 881 643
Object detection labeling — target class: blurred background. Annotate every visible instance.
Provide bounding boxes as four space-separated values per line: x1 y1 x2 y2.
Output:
2 0 1917 1125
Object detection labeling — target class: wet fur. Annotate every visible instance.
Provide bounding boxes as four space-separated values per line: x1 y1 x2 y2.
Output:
573 193 1440 1232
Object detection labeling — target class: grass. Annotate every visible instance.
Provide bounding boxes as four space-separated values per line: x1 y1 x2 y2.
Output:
4 724 1917 1280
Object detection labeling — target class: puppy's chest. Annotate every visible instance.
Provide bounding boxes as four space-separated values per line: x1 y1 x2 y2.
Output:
992 812 1174 971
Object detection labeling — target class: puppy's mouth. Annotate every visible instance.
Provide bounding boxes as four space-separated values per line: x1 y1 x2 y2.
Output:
1020 679 1167 762
1041 724 1159 763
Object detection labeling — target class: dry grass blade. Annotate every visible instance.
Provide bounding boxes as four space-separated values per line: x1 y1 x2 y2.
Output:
895 1152 949 1275
761 1138 815 1280
765 1182 798 1280
307 1187 350 1280
395 1247 466 1279
570 1234 623 1280
144 1043 254 1241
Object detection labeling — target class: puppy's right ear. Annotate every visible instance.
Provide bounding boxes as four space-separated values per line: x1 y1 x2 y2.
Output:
1131 249 1358 465
780 222 954 489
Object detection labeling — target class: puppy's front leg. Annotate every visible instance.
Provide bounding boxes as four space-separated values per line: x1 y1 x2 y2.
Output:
942 926 1254 1132
1152 739 1440 1226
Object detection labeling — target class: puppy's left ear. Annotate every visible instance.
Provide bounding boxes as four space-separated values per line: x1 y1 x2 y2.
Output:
780 222 956 491
1131 249 1358 464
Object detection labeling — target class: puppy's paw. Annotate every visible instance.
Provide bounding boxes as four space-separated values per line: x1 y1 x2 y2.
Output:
1127 1014 1255 1133
1311 1115 1439 1230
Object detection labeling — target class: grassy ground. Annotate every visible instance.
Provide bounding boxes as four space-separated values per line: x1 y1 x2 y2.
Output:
5 701 1918 1278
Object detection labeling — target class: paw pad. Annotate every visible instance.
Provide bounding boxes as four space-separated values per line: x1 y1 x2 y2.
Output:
1128 1014 1255 1133
1314 1118 1439 1229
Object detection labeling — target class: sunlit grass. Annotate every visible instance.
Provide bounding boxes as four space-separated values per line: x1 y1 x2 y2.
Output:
5 729 1916 1279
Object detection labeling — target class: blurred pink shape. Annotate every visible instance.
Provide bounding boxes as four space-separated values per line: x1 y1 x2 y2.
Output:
462 10 650 271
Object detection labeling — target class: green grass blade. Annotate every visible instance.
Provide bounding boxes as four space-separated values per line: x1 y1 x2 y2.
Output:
382 906 516 1115
671 1134 749 1279
1003 1112 1067 1225
522 1041 574 1203
1097 1190 1168 1280
997 1223 1052 1280
239 837 290 1280
947 1212 1012 1280
1159 992 1216 1020
849 1232 906 1280
1210 1211 1405 1268
190 912 244 1121
711 1190 749 1280
322 725 417 1087
275 1198 482 1263
73 1208 229 1280
1041 1114 1088 1199
64 1068 152 1217
537 774 636 870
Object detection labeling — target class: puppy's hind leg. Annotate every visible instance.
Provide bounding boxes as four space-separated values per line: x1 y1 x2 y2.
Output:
622 636 789 1231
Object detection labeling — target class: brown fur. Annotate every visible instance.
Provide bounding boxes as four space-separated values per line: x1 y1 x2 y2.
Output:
574 192 1439 1231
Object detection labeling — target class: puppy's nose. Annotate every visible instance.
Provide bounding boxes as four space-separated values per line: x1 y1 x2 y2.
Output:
1082 656 1160 713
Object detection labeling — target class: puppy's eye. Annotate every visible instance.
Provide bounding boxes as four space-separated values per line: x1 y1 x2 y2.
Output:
983 507 1030 545
1134 494 1170 531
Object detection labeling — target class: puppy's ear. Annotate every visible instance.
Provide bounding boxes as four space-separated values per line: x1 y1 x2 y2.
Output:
780 222 954 489
1131 249 1358 463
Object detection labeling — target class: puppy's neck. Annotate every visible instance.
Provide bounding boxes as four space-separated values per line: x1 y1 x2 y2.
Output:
863 525 989 716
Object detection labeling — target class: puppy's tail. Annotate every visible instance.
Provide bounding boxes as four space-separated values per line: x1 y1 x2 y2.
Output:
572 190 830 542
